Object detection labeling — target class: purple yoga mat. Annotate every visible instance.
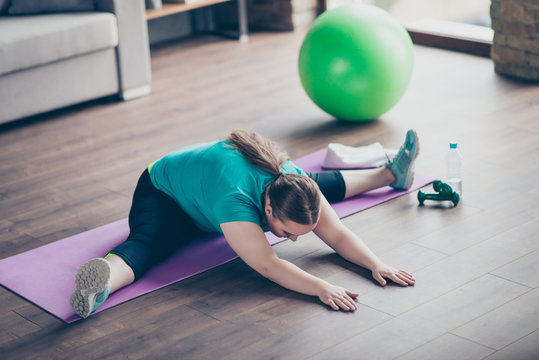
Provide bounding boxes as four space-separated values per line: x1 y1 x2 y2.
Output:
0 149 434 322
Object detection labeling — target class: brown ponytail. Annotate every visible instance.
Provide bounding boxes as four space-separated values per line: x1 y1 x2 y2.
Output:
226 130 288 175
226 130 321 225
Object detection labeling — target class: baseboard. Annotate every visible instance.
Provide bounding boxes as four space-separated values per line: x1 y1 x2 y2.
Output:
406 19 493 58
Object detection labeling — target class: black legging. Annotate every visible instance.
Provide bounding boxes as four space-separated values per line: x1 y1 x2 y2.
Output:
110 169 346 280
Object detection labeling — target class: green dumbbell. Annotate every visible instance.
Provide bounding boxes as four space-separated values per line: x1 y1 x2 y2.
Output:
418 181 460 206
432 180 453 195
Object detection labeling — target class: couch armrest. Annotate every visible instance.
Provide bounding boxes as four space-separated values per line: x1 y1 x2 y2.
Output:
96 0 151 99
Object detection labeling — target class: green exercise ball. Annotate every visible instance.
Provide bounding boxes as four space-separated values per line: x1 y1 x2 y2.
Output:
298 4 414 121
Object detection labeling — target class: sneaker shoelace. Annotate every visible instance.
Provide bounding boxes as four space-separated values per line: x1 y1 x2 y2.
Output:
389 147 412 173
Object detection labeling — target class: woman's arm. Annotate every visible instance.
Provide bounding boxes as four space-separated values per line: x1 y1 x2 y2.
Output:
313 196 415 287
221 221 358 311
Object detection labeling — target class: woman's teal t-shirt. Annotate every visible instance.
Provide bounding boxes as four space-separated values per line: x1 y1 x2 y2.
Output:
148 140 306 233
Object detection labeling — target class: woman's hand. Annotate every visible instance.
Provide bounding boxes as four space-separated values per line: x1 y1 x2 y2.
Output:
314 198 415 290
318 282 359 311
372 263 415 287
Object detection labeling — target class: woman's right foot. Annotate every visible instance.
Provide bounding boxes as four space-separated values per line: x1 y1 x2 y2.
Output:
70 258 111 319
386 129 420 190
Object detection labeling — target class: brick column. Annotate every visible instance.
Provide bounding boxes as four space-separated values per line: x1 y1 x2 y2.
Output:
490 0 539 81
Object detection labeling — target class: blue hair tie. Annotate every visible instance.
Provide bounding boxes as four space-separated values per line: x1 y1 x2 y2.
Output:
274 172 283 181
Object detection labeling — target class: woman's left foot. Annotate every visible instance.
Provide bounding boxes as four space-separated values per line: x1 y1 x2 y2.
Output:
386 129 420 190
70 258 111 319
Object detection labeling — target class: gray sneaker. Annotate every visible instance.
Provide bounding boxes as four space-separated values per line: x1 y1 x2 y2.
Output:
70 258 111 319
387 129 420 190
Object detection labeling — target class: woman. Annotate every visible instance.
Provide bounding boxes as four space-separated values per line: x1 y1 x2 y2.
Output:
70 129 419 318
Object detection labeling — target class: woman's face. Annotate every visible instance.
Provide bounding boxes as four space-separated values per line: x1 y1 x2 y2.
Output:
265 206 317 241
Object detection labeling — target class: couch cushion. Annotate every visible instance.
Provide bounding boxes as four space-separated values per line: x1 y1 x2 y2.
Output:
8 0 95 15
0 12 118 76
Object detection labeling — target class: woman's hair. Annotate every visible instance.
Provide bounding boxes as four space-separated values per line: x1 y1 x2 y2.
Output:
226 130 321 225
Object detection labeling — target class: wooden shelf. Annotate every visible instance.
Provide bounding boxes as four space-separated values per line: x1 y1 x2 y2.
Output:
146 0 233 20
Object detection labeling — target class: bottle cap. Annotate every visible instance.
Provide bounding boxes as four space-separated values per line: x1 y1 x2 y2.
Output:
449 142 457 149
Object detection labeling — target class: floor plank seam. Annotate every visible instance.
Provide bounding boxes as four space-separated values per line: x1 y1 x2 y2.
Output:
487 272 535 289
376 272 524 320
301 315 398 360
330 277 532 360
405 241 450 257
12 310 42 329
477 329 539 360
487 247 539 276
391 332 497 360
409 239 455 256
355 301 397 318
445 286 535 338
183 303 223 323
410 216 538 259
449 332 498 351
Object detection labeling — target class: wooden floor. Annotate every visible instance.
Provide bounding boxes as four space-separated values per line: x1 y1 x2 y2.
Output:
1 30 538 359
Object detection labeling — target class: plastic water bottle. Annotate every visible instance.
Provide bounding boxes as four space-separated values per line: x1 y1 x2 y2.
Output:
445 142 462 194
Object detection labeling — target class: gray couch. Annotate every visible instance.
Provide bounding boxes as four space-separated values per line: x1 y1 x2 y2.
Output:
0 0 152 124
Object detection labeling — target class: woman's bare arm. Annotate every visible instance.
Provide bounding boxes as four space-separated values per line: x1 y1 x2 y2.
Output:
313 197 415 287
220 221 358 311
